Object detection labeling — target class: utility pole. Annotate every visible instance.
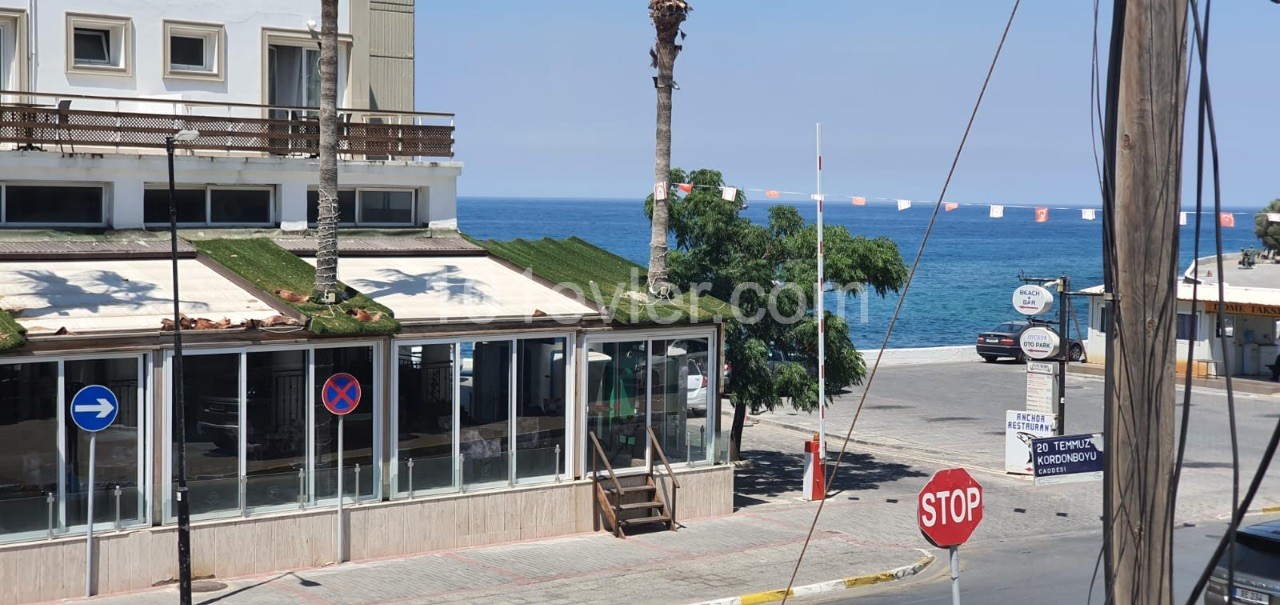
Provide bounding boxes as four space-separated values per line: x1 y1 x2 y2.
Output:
1104 0 1188 602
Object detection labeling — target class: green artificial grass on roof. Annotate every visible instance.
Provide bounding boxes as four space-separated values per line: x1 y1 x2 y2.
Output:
478 236 732 325
0 309 26 352
192 238 400 336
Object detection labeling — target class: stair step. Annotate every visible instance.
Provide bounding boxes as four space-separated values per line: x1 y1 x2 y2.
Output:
619 514 671 526
617 501 663 511
605 485 656 496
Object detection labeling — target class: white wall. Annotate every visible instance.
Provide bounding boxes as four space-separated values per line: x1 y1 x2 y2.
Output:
0 0 351 105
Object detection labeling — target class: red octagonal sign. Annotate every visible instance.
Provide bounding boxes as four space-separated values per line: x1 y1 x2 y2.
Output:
917 467 984 548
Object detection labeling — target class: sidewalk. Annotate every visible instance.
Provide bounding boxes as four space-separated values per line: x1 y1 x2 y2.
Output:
68 508 932 605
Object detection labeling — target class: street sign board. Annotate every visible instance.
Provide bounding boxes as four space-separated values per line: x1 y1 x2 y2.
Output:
69 385 119 433
1012 285 1054 315
1019 327 1060 360
1025 363 1059 414
918 468 984 548
321 373 362 416
1005 410 1056 474
1031 433 1105 486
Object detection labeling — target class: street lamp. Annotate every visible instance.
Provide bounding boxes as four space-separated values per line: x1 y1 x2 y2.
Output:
165 128 197 605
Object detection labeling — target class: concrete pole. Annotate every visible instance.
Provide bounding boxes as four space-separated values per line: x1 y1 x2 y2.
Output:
1105 0 1188 602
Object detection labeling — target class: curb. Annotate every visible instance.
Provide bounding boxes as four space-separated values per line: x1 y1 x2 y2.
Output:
691 550 935 605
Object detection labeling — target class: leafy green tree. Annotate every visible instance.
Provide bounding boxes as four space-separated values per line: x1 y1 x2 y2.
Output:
1255 199 1280 254
646 168 908 460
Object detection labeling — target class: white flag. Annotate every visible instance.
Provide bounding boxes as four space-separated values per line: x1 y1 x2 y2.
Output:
721 187 737 201
989 205 1004 218
655 181 668 201
897 199 911 211
1268 213 1280 223
1179 212 1188 226
1081 208 1096 221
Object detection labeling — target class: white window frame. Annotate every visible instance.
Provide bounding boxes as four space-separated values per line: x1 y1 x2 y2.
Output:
162 343 383 524
0 9 28 94
0 182 107 228
163 20 224 81
261 28 352 112
66 13 132 76
0 353 150 545
390 332 576 498
356 188 417 227
579 327 719 478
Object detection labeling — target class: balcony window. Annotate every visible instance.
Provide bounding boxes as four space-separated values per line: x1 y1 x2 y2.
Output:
164 21 222 80
66 14 131 74
2 185 104 226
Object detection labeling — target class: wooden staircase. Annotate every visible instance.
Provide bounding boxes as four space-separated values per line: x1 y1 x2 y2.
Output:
589 427 680 538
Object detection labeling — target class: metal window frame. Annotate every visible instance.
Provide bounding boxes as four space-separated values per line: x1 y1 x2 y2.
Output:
206 185 276 227
0 181 107 228
308 341 383 507
355 188 416 227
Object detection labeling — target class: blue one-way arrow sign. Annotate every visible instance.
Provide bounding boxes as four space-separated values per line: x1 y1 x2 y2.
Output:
70 385 119 432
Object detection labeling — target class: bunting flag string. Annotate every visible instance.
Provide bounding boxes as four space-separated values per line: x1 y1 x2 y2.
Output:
660 181 1251 224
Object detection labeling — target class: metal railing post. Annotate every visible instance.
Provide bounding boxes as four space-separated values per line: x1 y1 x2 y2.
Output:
46 492 55 540
113 485 121 531
459 454 466 494
554 444 561 482
407 458 415 498
297 468 306 510
687 432 692 468
353 463 361 505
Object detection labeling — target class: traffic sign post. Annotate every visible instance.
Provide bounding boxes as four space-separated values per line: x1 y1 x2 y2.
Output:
322 373 361 564
69 385 120 597
918 468 984 605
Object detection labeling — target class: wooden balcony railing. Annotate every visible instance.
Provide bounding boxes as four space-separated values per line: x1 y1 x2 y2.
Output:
0 90 454 159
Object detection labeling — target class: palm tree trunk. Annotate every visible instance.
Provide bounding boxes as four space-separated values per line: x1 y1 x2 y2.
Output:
648 0 689 296
313 0 340 301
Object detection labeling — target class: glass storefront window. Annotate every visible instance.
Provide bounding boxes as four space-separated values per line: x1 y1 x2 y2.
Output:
245 350 308 510
64 358 144 529
460 341 511 487
177 353 242 518
585 341 649 470
314 346 377 503
515 338 566 481
396 343 455 494
0 362 58 538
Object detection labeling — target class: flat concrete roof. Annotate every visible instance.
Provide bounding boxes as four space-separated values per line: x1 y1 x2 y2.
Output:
0 258 282 335
315 255 601 324
1185 252 1280 289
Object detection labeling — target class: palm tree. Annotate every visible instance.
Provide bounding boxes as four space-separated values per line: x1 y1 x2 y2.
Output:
647 0 691 297
312 0 340 302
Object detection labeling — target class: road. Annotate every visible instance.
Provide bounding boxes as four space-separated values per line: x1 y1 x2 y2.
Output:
729 359 1280 604
812 515 1280 605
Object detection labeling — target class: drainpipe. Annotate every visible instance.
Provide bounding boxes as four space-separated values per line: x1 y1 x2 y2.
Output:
27 0 36 91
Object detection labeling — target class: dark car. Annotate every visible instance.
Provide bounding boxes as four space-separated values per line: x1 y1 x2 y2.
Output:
976 320 1084 363
1204 520 1280 605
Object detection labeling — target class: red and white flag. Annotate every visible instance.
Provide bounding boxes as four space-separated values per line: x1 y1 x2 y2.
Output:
897 199 912 211
1220 212 1235 227
944 202 959 212
1035 207 1049 223
1081 208 1097 221
766 190 780 199
677 183 693 194
989 205 1004 218
721 187 737 201
851 196 867 206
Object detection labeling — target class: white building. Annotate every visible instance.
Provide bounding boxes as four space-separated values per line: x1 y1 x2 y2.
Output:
1081 252 1280 378
0 3 731 603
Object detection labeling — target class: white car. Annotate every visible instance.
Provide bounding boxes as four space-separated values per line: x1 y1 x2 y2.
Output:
686 358 707 414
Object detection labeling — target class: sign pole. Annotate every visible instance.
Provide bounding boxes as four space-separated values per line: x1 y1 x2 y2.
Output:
815 122 826 475
85 432 97 597
336 415 344 564
949 545 961 605
1057 275 1070 436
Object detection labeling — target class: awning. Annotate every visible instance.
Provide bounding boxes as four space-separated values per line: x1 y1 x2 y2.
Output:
0 258 284 335
322 256 601 324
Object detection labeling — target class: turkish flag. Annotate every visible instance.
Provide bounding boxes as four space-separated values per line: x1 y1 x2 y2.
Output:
851 196 867 206
1035 207 1049 223
677 183 693 194
1220 212 1235 227
766 190 780 198
944 202 959 212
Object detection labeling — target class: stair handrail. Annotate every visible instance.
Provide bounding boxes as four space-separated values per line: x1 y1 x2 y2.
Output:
587 431 626 496
645 426 681 489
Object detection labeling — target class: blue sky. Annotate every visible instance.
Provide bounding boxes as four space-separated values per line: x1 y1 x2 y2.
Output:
416 2 1280 208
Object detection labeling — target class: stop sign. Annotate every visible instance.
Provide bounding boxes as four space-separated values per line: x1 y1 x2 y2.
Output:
917 468 984 548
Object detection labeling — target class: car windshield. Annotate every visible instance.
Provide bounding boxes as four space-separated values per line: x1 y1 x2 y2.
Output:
993 323 1022 333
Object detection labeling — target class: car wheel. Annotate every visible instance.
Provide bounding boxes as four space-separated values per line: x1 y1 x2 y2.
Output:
981 355 997 363
1069 342 1085 362
1014 350 1026 364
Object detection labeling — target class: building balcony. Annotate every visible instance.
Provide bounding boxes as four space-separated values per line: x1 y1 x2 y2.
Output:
0 91 454 161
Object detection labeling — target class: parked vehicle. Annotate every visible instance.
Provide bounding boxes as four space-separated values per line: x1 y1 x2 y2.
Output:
1203 519 1280 605
976 320 1084 363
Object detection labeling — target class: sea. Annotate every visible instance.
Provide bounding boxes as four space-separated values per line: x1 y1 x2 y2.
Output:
459 197 1263 349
